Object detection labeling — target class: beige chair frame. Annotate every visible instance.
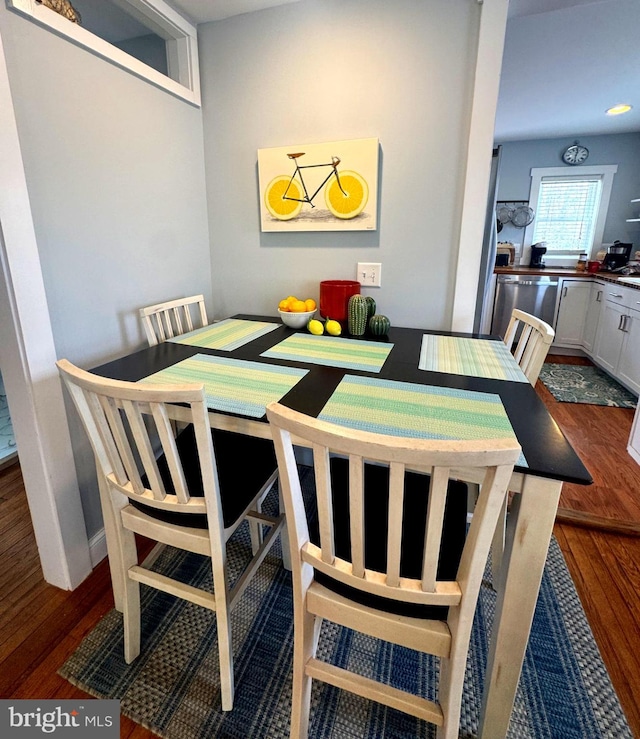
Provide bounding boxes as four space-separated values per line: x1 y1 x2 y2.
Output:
139 294 208 346
266 401 520 739
57 359 283 711
503 308 555 386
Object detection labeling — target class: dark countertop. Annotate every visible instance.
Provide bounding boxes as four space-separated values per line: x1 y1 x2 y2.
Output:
494 266 640 288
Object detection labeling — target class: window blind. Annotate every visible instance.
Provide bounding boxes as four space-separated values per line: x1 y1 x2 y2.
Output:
531 176 603 253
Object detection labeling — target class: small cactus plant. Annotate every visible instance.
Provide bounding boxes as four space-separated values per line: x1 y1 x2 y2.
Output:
369 314 390 336
364 296 376 322
348 295 368 336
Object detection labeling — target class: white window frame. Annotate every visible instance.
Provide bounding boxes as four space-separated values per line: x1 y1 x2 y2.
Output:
7 0 200 106
524 165 618 258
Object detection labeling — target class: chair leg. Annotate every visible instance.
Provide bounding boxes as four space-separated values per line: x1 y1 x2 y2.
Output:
490 496 508 590
279 485 291 572
122 575 141 663
290 608 322 739
211 551 234 711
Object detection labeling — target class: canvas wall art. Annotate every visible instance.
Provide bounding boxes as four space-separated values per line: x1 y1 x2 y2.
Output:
258 137 379 232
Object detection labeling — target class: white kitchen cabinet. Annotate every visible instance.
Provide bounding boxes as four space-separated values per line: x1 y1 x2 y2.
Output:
592 283 640 394
617 304 640 395
553 278 591 347
593 299 626 373
582 281 605 354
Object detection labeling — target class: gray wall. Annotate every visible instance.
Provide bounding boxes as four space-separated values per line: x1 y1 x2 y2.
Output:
199 0 480 330
496 133 640 249
0 6 211 537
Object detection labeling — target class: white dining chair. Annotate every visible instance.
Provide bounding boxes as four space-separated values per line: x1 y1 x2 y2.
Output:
139 294 208 346
57 359 284 711
266 401 520 739
503 308 555 386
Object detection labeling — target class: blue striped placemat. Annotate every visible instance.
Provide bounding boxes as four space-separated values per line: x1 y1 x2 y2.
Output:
139 354 308 418
419 335 529 382
319 374 527 466
168 318 279 351
261 334 394 373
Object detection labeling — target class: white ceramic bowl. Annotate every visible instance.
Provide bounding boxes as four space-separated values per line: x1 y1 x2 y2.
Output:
278 309 316 329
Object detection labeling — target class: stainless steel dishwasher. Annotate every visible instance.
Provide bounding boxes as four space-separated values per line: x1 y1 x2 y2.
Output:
491 274 558 339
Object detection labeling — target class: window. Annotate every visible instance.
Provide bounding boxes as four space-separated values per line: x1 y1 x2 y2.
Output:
7 0 200 106
525 166 617 257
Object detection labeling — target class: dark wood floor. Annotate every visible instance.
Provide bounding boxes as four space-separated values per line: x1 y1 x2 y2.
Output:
1 356 639 737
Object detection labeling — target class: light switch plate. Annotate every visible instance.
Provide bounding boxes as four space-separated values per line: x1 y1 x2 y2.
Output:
356 262 382 287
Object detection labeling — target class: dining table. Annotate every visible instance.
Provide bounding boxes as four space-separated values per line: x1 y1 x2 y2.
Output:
91 313 592 738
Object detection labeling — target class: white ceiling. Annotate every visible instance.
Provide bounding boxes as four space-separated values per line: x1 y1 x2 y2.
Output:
165 0 640 142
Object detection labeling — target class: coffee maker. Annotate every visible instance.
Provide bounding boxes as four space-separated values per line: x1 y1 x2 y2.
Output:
603 242 632 271
530 243 547 268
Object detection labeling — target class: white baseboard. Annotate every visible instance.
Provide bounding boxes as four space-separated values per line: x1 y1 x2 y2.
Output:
88 527 108 568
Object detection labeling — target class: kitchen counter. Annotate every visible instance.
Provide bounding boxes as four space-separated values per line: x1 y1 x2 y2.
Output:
494 266 640 289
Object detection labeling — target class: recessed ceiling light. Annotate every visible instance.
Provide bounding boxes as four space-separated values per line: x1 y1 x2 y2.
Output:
606 104 632 116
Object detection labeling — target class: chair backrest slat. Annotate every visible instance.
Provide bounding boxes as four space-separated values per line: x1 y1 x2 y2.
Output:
313 443 335 565
348 455 365 578
140 295 208 347
503 308 554 386
385 461 405 588
422 466 449 592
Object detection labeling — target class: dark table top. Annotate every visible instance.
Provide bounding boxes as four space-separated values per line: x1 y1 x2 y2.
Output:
93 314 592 487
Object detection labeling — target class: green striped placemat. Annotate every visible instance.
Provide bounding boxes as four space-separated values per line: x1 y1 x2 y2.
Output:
261 334 394 373
139 354 308 418
168 318 279 351
319 374 527 466
419 335 529 382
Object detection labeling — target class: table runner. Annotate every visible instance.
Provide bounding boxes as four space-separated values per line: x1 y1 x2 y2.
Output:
261 334 394 373
139 354 307 418
168 318 279 351
319 374 527 466
419 335 529 382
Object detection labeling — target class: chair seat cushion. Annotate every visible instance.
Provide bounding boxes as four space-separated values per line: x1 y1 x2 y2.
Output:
133 426 277 530
309 458 468 620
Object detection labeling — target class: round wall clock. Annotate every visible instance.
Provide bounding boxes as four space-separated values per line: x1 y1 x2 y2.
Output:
562 142 589 165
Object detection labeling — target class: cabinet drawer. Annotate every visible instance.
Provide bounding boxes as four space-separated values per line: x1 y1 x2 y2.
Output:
602 284 635 308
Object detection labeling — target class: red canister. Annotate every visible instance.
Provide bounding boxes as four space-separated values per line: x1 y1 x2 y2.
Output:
587 261 601 273
319 280 360 322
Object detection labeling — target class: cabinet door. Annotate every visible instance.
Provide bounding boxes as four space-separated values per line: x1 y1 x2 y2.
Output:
617 306 640 396
582 283 604 354
593 300 626 374
553 279 591 347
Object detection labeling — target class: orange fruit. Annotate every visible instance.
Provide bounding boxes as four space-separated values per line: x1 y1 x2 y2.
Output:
290 299 307 313
304 298 316 311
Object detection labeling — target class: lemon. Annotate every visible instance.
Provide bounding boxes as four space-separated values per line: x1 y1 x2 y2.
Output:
308 319 324 335
325 319 342 336
265 177 304 220
325 171 369 219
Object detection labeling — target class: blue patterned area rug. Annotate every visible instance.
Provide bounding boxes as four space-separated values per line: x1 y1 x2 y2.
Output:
59 478 632 739
539 363 637 409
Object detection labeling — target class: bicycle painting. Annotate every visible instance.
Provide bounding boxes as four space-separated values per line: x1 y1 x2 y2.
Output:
258 138 378 232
